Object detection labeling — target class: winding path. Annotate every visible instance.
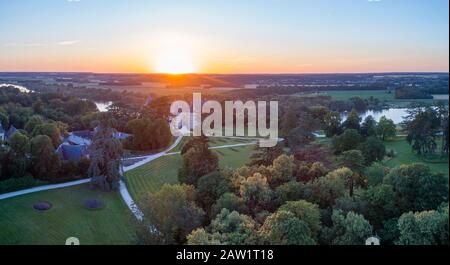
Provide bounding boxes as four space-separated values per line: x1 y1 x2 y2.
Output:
0 136 184 202
0 135 281 223
0 179 90 200
118 135 184 220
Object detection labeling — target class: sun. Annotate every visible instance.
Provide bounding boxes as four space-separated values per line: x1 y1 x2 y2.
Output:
154 49 197 74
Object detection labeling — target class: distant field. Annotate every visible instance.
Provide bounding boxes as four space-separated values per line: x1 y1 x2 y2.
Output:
125 141 256 205
324 90 395 101
299 90 448 108
384 137 449 177
0 185 136 245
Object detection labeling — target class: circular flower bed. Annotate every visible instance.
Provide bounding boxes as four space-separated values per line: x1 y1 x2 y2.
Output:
33 201 52 211
83 199 106 210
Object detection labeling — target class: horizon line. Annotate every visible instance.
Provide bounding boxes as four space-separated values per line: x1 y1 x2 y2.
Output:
0 70 449 75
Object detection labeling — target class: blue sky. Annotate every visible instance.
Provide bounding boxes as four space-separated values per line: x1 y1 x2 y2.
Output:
0 0 448 73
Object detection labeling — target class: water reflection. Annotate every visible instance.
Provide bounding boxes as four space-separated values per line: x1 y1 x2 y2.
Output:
342 108 409 124
0 83 31 93
95 101 113 112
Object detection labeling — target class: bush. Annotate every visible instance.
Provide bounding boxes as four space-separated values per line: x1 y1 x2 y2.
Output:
0 176 47 194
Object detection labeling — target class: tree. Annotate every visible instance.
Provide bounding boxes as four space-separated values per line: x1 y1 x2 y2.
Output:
24 115 43 134
342 109 361 131
196 171 231 216
360 115 377 137
88 113 123 191
339 150 365 197
285 111 320 150
0 134 30 180
365 163 388 187
323 111 342 137
186 228 222 245
403 107 440 156
293 143 332 167
278 200 321 238
295 161 328 182
441 115 449 155
280 105 298 136
360 184 398 229
383 163 448 212
32 100 44 114
211 192 247 218
305 168 348 208
8 106 33 129
126 118 171 151
329 210 373 245
259 210 316 245
268 154 294 187
349 97 367 112
239 173 272 215
286 126 315 151
208 209 259 245
142 184 205 244
178 137 219 186
8 132 30 156
332 129 363 154
30 135 60 180
397 204 448 245
274 181 305 207
376 116 396 141
249 144 283 166
0 112 8 129
358 136 386 165
32 123 61 148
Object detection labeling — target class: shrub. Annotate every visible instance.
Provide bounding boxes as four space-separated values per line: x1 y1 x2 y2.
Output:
0 176 47 194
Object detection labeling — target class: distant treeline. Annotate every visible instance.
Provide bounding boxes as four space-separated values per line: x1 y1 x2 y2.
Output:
227 84 388 98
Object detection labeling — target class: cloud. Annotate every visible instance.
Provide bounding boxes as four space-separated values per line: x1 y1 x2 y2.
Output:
67 0 81 2
57 40 80 46
368 0 381 2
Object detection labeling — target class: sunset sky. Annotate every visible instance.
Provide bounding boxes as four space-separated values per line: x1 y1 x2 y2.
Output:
0 0 448 74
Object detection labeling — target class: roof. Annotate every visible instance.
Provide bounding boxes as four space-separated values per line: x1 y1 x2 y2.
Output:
66 133 92 146
57 144 89 161
65 129 131 145
72 130 94 140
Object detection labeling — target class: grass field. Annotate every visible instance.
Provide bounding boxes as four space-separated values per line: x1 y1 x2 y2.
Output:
0 185 136 245
300 90 447 108
324 90 395 101
125 141 256 205
384 137 449 177
171 136 256 152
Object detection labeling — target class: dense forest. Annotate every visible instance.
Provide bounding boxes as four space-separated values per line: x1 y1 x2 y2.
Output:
134 94 449 245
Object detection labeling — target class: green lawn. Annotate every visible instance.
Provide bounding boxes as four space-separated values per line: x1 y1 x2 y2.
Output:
125 142 256 206
384 137 449 177
325 90 395 101
0 185 136 245
126 154 183 199
300 90 447 108
215 144 256 169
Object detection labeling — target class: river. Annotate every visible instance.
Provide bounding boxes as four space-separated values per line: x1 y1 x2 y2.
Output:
94 101 113 112
341 108 409 124
0 83 32 93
